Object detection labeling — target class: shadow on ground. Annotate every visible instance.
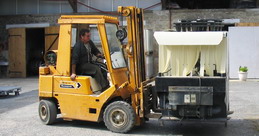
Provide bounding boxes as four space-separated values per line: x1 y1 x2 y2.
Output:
49 117 259 136
0 90 38 114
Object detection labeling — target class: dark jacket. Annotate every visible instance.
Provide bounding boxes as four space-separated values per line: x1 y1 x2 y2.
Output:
72 40 101 73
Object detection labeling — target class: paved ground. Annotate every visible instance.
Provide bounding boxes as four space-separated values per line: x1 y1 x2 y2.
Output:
0 77 259 136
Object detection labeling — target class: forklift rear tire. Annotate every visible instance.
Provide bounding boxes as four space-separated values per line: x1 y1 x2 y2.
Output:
103 101 136 133
38 100 57 125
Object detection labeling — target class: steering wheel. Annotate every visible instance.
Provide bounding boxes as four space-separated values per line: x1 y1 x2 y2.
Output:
93 57 108 72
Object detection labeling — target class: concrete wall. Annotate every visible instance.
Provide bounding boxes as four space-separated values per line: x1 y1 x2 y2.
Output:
144 9 259 31
1 9 259 75
0 14 60 42
3 8 259 44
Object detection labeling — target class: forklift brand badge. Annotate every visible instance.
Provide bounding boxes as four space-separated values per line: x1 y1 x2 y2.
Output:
60 81 81 89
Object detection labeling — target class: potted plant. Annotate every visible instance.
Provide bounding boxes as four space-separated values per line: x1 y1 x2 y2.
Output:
238 66 248 81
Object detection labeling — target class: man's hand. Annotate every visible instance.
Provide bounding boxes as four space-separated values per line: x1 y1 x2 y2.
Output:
71 64 76 80
71 73 77 80
96 53 104 59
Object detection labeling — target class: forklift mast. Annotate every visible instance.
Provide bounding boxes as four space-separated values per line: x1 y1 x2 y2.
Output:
118 6 146 89
117 7 152 122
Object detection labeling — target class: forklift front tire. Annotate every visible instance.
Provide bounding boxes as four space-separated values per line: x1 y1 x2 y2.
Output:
104 101 136 133
38 100 57 125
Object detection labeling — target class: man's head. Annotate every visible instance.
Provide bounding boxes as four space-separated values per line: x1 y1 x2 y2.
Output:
79 29 91 44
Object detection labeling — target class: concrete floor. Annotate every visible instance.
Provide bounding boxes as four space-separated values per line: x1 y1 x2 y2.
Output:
0 77 259 136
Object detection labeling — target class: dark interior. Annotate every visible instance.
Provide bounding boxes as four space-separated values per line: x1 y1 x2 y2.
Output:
163 0 257 9
26 28 45 76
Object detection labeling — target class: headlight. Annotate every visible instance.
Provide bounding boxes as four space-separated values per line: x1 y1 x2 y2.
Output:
44 50 57 66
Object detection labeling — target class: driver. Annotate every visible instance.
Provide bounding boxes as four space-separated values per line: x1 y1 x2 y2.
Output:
71 29 109 91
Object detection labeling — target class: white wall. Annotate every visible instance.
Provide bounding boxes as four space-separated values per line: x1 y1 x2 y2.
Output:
0 0 16 15
0 0 161 15
229 27 259 78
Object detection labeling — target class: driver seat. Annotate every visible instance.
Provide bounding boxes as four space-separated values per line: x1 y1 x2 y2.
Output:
88 76 102 93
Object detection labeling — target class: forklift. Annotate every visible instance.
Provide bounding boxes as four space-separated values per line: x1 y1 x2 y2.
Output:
38 6 232 133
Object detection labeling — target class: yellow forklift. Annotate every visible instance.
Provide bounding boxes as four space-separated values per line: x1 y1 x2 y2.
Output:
38 6 149 133
38 6 231 133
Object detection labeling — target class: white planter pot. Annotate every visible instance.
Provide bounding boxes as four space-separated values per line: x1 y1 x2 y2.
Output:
238 72 248 81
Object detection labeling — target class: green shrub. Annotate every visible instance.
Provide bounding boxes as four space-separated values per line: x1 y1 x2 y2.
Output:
239 66 248 72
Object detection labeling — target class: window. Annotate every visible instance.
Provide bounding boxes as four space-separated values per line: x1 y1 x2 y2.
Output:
105 23 127 69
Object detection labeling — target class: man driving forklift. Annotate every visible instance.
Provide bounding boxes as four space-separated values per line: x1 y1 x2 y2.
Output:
70 29 109 91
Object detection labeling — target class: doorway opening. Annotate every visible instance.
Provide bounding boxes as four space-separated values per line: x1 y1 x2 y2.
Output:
26 28 45 76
